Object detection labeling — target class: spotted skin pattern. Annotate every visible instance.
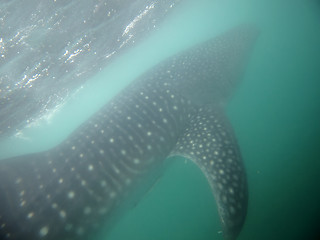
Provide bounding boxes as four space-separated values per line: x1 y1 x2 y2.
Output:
0 25 258 240
170 106 247 239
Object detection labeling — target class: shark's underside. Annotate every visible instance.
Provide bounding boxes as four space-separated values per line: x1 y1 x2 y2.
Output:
0 25 258 240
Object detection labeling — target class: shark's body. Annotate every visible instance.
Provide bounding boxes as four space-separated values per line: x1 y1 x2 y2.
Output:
0 25 258 240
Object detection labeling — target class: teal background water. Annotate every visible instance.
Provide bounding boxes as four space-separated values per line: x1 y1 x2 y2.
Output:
1 0 320 239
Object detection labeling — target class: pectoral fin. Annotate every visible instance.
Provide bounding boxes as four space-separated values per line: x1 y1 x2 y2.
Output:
170 105 247 240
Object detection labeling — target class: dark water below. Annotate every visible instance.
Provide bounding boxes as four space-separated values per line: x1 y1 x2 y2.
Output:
1 0 320 239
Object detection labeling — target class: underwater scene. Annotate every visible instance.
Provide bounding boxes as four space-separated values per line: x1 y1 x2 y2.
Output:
0 0 320 239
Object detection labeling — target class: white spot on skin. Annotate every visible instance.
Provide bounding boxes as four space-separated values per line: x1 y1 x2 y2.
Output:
76 227 84 235
110 192 116 198
83 207 91 215
65 224 73 231
15 178 22 184
219 169 225 175
232 181 239 188
113 166 120 174
99 208 107 215
222 195 227 203
233 174 239 180
68 191 75 199
133 158 140 164
163 118 168 123
99 149 104 155
147 131 152 136
79 153 84 158
125 178 132 185
147 145 152 150
100 180 107 187
230 206 236 214
109 138 114 143
20 201 26 207
27 212 34 219
59 178 64 184
39 226 49 237
81 180 86 186
88 165 94 171
121 150 126 155
71 146 76 150
60 210 66 218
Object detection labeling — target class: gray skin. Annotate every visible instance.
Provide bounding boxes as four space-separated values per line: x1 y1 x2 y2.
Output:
0 25 258 240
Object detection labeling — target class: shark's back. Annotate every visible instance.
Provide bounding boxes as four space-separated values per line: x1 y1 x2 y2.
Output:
0 25 258 240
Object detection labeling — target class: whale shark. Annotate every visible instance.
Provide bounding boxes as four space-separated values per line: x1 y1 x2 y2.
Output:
0 25 258 240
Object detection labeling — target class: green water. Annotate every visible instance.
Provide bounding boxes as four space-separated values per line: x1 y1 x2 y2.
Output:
104 1 320 239
1 0 320 239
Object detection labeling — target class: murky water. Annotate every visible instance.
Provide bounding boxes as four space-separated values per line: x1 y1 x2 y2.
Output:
1 0 320 239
